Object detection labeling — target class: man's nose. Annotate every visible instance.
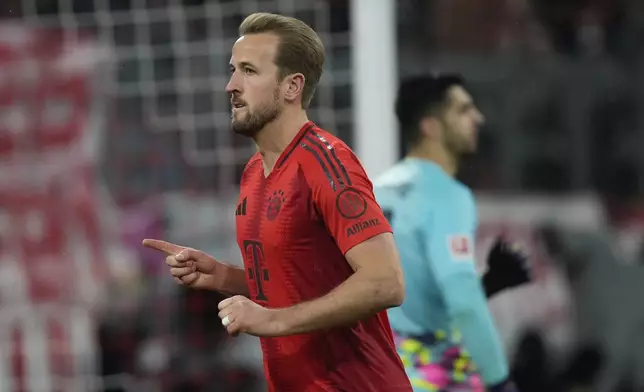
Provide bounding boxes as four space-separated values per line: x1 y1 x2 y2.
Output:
225 74 239 94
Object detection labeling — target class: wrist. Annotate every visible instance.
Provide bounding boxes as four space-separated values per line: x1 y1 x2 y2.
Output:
269 307 291 336
214 262 235 292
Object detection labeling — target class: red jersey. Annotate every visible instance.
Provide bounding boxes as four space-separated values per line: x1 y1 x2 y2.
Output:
236 121 412 392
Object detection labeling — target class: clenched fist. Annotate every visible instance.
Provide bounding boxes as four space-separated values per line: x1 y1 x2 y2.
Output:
218 295 284 337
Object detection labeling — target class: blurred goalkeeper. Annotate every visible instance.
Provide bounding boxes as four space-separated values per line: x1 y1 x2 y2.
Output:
375 74 531 392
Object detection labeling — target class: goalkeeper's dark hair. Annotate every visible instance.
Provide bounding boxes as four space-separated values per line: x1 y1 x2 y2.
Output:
395 74 465 157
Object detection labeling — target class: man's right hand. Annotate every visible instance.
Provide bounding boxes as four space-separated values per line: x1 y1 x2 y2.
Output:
142 239 222 290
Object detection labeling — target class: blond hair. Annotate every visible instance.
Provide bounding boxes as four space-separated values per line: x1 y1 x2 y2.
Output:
239 12 325 108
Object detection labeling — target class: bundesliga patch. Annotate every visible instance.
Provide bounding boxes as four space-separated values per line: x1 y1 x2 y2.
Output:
447 234 474 262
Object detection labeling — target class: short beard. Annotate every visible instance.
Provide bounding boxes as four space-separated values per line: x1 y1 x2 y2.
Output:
231 89 281 137
441 121 473 158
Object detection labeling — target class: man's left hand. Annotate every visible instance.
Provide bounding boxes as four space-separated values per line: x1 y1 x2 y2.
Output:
483 237 532 297
218 296 283 337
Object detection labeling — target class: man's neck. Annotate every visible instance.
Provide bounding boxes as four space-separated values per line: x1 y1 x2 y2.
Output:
254 108 309 174
407 144 459 177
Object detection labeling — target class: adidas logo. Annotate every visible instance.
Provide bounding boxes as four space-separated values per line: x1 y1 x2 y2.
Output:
236 197 247 216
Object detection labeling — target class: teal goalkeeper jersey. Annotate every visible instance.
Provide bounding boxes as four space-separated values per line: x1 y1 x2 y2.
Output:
374 158 509 385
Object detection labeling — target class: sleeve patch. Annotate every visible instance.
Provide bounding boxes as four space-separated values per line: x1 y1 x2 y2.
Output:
448 234 474 262
335 187 367 219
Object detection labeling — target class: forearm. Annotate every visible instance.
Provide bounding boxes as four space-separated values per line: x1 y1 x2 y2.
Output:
216 263 250 297
443 274 509 386
274 269 403 336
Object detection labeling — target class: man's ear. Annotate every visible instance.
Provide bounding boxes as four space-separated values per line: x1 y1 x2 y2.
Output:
283 73 306 103
419 116 441 140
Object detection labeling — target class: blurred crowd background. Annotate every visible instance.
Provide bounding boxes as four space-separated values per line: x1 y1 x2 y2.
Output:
1 0 644 391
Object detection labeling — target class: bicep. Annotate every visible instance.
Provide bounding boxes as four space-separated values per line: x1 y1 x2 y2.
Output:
344 232 405 305
424 206 478 283
344 232 400 273
424 220 484 313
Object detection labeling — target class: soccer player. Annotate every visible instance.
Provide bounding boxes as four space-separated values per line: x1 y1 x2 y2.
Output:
374 74 530 392
143 12 413 392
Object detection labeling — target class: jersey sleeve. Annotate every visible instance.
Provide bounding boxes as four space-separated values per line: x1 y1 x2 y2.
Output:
308 147 392 255
423 189 478 281
423 190 510 385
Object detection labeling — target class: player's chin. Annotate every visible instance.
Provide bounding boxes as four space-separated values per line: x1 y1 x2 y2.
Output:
457 145 477 156
463 140 478 154
231 121 258 137
231 110 247 122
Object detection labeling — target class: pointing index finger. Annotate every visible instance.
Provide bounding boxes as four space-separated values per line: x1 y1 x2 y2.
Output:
142 239 186 255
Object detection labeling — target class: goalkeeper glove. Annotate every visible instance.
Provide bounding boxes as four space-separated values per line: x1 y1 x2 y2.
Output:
483 237 531 298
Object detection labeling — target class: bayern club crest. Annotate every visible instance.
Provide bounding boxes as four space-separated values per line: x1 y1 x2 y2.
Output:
266 190 286 221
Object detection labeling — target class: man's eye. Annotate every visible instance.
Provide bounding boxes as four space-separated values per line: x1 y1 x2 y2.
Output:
244 68 255 74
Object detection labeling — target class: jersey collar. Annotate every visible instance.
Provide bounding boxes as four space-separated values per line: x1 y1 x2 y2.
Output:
275 120 315 170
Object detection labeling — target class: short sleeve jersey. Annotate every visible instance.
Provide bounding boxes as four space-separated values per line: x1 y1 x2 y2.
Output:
236 121 411 392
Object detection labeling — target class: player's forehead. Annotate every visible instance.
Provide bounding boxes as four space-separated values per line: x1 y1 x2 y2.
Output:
445 85 473 108
230 33 279 68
